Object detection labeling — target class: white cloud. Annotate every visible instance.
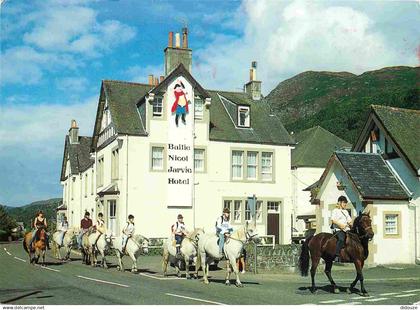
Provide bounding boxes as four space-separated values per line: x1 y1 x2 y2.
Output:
0 96 98 156
125 64 164 84
56 77 89 91
194 0 418 94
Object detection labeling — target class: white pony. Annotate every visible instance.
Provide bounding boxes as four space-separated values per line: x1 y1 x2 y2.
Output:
51 227 79 260
198 222 258 287
87 231 113 268
162 228 204 279
113 234 149 272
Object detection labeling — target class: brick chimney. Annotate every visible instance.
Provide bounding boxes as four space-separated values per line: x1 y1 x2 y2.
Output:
244 61 262 100
69 119 79 144
164 28 192 75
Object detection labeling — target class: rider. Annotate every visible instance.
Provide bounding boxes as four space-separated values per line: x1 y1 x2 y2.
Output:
77 211 93 249
331 195 353 262
58 215 69 246
122 214 135 253
215 207 233 257
92 212 106 247
29 210 50 250
172 214 188 258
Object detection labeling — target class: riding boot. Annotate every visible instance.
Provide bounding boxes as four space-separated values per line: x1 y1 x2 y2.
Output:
176 246 182 259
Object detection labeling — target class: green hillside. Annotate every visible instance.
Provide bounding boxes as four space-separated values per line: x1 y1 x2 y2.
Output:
266 66 420 143
5 198 61 232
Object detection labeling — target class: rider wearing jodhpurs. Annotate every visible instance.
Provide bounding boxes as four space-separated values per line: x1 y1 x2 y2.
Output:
331 196 353 262
215 207 233 257
29 210 50 250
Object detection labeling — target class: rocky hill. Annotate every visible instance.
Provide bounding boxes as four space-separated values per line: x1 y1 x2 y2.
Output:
266 66 419 143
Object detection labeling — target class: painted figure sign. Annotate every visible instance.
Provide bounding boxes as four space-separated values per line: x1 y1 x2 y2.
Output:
171 81 191 126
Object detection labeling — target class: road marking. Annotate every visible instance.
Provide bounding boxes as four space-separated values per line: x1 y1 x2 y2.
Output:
366 298 389 302
403 289 420 293
395 294 418 298
76 275 129 288
319 299 345 304
340 302 361 305
14 256 26 262
165 293 226 305
139 273 185 281
3 247 11 256
351 296 375 300
380 292 399 296
39 265 60 273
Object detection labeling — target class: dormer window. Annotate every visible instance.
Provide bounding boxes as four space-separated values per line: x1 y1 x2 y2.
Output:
238 106 250 127
195 97 204 120
153 96 163 116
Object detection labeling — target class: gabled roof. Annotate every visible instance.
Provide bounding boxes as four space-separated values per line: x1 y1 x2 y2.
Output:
148 63 210 99
208 90 295 145
353 105 420 175
60 136 94 181
317 151 409 201
292 126 351 168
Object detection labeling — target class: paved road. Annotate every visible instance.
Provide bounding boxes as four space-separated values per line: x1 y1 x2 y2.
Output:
1 242 419 305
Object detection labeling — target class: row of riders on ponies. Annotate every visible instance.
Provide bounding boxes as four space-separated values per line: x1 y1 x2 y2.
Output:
22 196 373 293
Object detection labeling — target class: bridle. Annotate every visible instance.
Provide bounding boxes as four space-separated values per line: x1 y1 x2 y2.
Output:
353 214 373 240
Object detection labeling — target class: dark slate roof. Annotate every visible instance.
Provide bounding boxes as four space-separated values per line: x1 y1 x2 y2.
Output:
208 90 295 145
372 105 420 172
60 136 94 181
335 151 409 200
102 80 152 135
97 79 294 146
292 126 351 167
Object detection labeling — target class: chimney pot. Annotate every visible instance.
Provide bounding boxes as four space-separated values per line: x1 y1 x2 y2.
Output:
160 75 164 83
71 119 78 129
182 27 188 48
168 32 173 48
175 33 181 48
252 61 257 69
148 74 154 85
154 77 159 86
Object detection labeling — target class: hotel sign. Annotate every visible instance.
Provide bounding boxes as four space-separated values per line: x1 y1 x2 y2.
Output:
166 76 194 208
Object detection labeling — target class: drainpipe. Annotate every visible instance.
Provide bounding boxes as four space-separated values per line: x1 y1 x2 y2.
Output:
415 203 420 264
126 135 129 237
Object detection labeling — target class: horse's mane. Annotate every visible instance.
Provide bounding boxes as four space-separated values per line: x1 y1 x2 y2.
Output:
186 228 204 239
133 234 148 243
349 213 370 259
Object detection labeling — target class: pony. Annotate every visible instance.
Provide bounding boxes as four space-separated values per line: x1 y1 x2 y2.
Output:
51 227 79 261
81 227 96 265
23 227 47 265
299 211 374 296
198 222 258 287
87 230 113 268
113 234 149 272
162 228 205 279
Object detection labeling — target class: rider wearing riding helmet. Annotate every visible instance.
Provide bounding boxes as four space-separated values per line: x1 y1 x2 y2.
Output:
122 214 135 253
331 195 353 262
172 214 188 258
30 210 50 250
215 207 233 257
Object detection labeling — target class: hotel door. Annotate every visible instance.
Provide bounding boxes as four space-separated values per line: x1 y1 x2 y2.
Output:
267 201 280 244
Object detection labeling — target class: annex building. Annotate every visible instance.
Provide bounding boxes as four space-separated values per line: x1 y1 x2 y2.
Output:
59 29 295 243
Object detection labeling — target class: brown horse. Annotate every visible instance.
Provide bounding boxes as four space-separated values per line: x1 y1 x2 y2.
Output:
299 211 374 296
23 228 47 265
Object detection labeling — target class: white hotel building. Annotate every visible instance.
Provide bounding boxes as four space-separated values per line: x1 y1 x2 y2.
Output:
59 29 295 243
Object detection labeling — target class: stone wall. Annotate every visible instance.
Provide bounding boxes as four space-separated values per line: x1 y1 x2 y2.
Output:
245 243 302 273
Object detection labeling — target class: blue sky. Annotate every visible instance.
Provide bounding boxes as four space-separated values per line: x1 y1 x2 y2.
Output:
0 0 418 206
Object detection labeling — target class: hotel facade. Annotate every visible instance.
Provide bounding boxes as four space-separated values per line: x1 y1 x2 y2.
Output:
59 29 296 243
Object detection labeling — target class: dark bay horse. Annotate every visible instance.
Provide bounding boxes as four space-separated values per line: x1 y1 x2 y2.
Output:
23 228 47 265
299 211 374 296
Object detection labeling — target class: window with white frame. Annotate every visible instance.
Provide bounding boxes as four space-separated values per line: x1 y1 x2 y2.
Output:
84 173 88 198
194 149 205 172
153 96 163 116
232 151 243 179
238 106 250 127
195 98 204 120
97 157 104 187
108 200 117 236
71 177 75 200
151 146 164 170
384 214 399 235
267 201 280 212
247 151 258 179
111 148 119 180
91 169 94 195
224 200 232 221
261 152 273 180
245 201 251 221
234 200 242 223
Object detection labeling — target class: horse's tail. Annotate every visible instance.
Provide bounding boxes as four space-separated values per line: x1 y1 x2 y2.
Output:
299 235 313 277
23 237 29 253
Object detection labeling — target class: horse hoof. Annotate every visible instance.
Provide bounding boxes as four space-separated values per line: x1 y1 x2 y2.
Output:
362 292 369 297
204 280 209 285
225 281 230 286
346 288 352 294
236 283 244 288
310 288 317 294
334 288 340 294
104 265 108 269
